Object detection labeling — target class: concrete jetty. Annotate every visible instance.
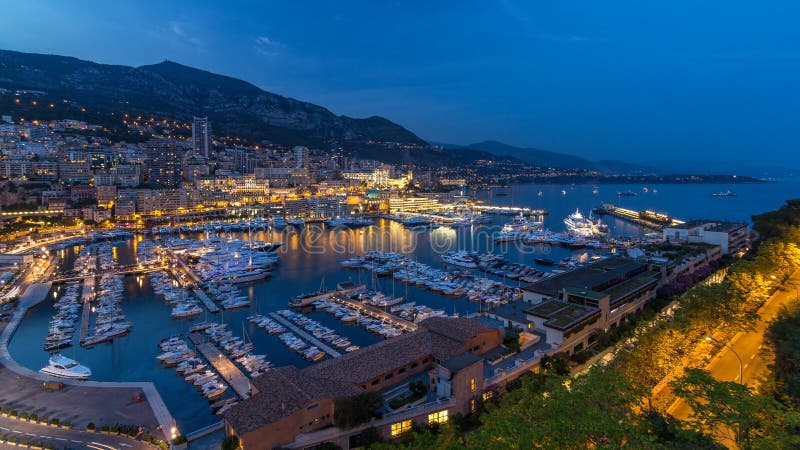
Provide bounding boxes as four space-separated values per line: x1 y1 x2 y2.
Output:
336 297 418 331
268 312 342 358
190 333 251 399
193 287 220 313
78 277 94 345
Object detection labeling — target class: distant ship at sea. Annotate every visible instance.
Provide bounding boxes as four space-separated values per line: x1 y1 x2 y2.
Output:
711 190 737 197
617 190 637 197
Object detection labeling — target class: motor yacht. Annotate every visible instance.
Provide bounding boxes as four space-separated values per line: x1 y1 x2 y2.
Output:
39 354 91 380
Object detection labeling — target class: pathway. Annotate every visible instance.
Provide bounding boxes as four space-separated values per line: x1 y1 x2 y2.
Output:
0 415 153 450
190 334 251 399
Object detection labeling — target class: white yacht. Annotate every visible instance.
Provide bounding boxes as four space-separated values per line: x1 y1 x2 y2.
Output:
39 354 91 380
563 209 608 238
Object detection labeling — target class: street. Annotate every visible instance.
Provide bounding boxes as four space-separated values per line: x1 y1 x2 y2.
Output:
660 270 800 442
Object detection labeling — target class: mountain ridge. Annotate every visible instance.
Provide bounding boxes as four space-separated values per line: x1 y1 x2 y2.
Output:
0 49 451 163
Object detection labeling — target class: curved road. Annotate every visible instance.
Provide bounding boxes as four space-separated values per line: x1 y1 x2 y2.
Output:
661 270 800 444
0 415 151 450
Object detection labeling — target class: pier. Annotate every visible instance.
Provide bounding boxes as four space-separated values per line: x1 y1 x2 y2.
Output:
289 283 366 308
193 287 220 313
189 333 252 399
593 203 684 230
334 298 419 332
268 312 342 358
78 277 93 345
48 264 166 283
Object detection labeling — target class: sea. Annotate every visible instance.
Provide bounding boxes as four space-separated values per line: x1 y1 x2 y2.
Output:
9 181 800 435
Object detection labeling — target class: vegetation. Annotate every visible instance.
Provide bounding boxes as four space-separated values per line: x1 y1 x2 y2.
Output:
221 435 241 450
334 392 384 428
388 381 428 410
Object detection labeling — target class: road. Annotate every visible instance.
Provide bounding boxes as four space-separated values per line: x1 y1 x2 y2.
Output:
663 270 800 433
0 414 153 449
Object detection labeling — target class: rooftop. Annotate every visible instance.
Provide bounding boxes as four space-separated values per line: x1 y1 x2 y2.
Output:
601 271 660 303
526 300 599 330
441 352 482 373
563 286 608 301
667 220 748 233
522 257 646 298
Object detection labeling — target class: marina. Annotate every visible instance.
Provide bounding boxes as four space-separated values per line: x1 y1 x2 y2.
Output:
8 181 798 436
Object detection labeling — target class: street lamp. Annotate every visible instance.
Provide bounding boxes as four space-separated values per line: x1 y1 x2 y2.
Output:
706 336 743 385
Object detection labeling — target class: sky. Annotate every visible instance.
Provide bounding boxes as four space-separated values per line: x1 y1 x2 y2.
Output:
1 0 799 171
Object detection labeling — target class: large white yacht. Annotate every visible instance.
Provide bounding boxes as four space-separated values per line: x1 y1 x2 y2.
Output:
563 208 608 238
39 354 91 380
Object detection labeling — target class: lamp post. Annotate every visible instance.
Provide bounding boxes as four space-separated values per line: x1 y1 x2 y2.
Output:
706 336 743 385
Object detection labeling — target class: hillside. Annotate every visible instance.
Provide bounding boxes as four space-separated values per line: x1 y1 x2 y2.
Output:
0 49 464 164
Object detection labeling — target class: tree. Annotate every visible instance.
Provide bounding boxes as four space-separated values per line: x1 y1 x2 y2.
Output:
540 352 570 376
468 367 660 449
670 368 800 449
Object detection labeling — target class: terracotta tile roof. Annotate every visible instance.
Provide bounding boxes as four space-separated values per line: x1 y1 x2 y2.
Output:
223 366 360 435
303 330 432 385
419 316 496 342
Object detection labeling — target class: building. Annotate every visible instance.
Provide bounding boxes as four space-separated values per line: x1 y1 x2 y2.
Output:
522 257 659 354
294 146 309 168
191 116 211 158
223 317 502 449
662 220 750 256
144 139 183 187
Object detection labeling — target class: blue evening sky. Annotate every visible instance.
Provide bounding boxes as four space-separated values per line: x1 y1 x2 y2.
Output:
1 1 799 170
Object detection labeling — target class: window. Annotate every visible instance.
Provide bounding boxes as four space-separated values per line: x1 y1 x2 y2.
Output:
371 379 380 386
470 378 476 392
470 399 477 413
482 391 493 401
411 362 418 369
307 403 319 411
428 409 449 425
385 373 393 381
398 367 406 374
390 420 413 437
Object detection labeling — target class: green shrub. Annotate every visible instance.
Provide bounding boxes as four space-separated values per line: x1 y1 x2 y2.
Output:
19 412 28 420
86 422 95 431
30 413 37 421
172 435 188 445
49 418 59 426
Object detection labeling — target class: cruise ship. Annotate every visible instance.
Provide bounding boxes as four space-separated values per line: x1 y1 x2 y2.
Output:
563 209 609 238
39 354 91 380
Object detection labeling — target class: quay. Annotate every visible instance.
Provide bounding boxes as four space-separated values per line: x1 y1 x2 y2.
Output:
593 203 684 230
471 205 548 215
189 332 252 399
268 312 342 358
334 297 419 332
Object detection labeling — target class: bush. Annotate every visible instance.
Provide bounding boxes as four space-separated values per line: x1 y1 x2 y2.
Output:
86 422 95 431
172 435 188 445
49 418 59 426
19 412 28 420
30 413 37 422
9 410 17 417
221 435 240 450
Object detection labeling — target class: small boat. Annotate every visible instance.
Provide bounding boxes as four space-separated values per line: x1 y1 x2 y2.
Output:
617 191 637 197
711 190 737 197
534 258 556 266
39 354 91 380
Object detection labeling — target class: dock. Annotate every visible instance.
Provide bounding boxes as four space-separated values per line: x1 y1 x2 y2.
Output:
268 312 342 358
593 203 684 230
78 277 94 345
193 287 220 313
335 298 419 332
289 283 366 308
190 333 252 399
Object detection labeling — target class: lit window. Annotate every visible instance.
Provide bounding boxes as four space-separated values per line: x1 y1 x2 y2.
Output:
470 399 477 413
390 420 413 437
428 409 449 425
470 378 476 392
482 391 493 401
